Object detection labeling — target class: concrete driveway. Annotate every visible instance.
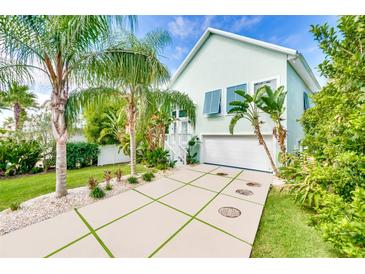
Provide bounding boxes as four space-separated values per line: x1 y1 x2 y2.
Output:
0 164 272 258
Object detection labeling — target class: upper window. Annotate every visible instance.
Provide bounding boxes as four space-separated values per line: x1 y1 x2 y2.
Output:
203 89 221 115
303 92 310 110
254 78 277 92
226 83 247 113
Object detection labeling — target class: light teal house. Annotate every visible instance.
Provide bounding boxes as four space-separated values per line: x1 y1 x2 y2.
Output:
166 28 320 172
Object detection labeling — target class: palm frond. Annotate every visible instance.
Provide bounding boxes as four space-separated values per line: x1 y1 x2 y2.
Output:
65 87 120 129
229 113 244 134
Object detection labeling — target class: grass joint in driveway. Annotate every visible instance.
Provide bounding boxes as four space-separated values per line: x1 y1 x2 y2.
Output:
74 208 115 258
147 170 244 258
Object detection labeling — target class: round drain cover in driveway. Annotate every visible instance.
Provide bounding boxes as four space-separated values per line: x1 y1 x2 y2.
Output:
235 189 254 196
216 172 228 176
246 182 261 187
218 207 241 218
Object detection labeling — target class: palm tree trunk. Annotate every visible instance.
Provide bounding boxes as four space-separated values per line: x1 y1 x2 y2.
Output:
51 90 68 197
55 139 67 196
277 122 287 154
255 126 278 175
13 103 21 130
128 94 137 176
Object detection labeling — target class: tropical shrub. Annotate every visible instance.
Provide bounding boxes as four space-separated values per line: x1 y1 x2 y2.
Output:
0 137 42 176
308 188 365 257
90 186 105 199
104 170 113 190
114 168 123 183
127 176 138 184
142 172 155 182
280 16 365 257
186 136 199 164
9 202 20 211
143 147 170 168
66 142 99 169
87 177 98 190
87 176 105 199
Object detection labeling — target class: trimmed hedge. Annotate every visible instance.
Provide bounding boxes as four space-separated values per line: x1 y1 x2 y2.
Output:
66 142 99 169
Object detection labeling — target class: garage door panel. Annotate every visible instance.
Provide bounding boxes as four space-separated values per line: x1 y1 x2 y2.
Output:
202 135 273 172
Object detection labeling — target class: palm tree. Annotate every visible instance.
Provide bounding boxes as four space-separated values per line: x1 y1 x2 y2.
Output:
141 89 196 149
0 15 137 197
67 31 171 176
228 89 278 175
256 85 287 155
0 81 38 130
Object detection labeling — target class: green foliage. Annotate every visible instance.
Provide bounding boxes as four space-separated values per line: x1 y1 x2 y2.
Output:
87 176 105 198
9 201 20 211
142 172 155 182
186 136 199 164
127 176 138 184
143 147 170 168
105 184 113 191
66 142 99 170
90 186 105 199
83 98 127 145
0 136 42 176
0 81 38 130
280 16 365 257
309 188 365 257
30 166 43 174
256 85 287 154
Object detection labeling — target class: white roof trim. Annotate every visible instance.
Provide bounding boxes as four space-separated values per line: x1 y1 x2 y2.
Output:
170 27 321 92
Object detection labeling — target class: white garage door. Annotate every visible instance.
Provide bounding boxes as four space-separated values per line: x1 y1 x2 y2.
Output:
202 135 274 172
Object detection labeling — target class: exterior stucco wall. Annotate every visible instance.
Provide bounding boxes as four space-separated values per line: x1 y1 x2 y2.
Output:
171 34 288 138
286 63 311 152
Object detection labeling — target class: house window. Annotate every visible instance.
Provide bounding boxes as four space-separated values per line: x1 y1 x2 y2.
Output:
226 83 247 113
179 110 187 118
254 78 277 92
172 111 177 118
203 89 221 115
303 92 310 111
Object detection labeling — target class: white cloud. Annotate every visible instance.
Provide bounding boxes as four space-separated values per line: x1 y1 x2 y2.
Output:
231 16 262 32
172 46 188 60
168 16 197 39
201 16 216 31
282 34 301 46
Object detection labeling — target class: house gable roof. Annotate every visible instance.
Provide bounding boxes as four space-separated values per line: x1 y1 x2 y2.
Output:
170 27 321 92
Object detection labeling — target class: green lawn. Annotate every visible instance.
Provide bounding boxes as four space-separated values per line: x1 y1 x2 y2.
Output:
0 163 147 211
251 188 339 258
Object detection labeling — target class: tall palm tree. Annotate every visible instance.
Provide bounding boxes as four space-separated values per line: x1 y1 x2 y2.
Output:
0 81 38 130
229 89 278 175
0 15 137 197
67 31 171 176
256 85 287 155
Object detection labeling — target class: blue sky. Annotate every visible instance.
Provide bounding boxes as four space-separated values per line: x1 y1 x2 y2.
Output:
1 15 338 123
136 15 337 81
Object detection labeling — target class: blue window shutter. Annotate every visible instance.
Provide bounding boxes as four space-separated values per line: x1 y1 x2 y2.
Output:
203 92 212 114
226 84 247 112
210 90 221 114
203 89 221 114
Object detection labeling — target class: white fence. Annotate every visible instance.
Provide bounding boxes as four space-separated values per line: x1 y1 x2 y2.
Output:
97 144 130 166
